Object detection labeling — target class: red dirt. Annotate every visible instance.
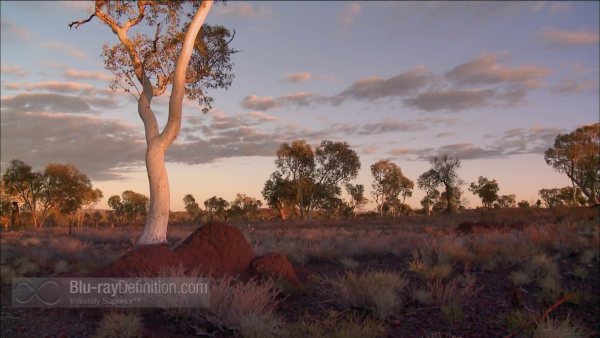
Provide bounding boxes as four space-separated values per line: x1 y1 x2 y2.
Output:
81 222 301 284
248 253 298 284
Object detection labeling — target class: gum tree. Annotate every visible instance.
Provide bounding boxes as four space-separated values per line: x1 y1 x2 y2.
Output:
69 1 237 244
544 123 599 205
428 155 463 214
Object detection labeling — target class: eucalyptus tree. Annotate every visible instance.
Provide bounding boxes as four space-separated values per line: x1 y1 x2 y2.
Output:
262 171 296 220
544 123 599 205
69 0 237 244
183 194 201 220
275 140 315 220
468 176 499 210
427 155 463 214
345 183 368 218
417 169 439 216
370 160 402 217
307 140 360 220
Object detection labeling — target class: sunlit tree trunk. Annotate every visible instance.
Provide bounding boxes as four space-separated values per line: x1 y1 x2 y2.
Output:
137 1 213 244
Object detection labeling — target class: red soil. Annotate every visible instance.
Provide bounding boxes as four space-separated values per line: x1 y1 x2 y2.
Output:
83 222 301 283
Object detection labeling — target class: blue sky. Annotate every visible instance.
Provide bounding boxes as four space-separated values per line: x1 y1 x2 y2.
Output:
1 1 598 211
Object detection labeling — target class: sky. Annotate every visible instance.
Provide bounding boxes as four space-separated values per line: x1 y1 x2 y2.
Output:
1 1 599 212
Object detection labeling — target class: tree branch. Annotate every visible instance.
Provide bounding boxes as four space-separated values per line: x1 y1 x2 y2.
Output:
68 13 96 30
122 1 147 33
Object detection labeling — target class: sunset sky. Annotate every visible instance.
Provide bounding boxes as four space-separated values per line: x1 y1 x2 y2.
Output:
1 1 599 212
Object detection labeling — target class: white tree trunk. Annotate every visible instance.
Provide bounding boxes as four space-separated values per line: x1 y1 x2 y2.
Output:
137 0 214 245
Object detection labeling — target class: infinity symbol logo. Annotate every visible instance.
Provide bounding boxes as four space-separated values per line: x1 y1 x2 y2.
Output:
14 280 62 306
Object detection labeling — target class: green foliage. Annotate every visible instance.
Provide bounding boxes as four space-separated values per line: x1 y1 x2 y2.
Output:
204 196 229 222
427 155 463 214
182 194 201 221
262 171 297 220
108 191 149 224
544 123 600 205
228 193 262 222
468 176 499 209
494 194 517 209
370 160 412 217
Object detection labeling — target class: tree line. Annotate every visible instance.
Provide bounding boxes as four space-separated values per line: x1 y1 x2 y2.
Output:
1 123 597 228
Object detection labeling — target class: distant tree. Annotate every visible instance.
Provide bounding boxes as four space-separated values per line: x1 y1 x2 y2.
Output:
275 140 315 220
538 188 564 208
535 199 542 208
107 195 126 224
229 193 262 222
262 171 296 220
91 211 104 228
2 160 45 228
121 190 150 223
544 123 599 205
371 160 403 218
204 196 229 222
307 140 360 220
1 179 20 230
468 176 499 210
420 190 440 216
494 194 516 209
558 186 586 206
517 200 530 208
417 169 439 216
433 189 464 213
427 155 463 213
345 183 368 218
391 174 414 217
183 194 201 220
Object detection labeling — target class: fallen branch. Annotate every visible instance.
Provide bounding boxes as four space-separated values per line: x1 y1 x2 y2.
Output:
503 293 574 338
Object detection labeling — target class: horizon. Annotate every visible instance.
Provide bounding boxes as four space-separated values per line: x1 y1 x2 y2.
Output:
1 1 599 212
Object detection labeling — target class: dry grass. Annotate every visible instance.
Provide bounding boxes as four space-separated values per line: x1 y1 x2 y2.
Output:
509 270 533 286
533 315 587 338
1 266 17 285
289 308 385 338
198 276 284 337
94 310 144 338
322 270 408 319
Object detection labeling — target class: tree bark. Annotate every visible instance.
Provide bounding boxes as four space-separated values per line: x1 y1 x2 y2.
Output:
137 1 214 244
445 184 453 214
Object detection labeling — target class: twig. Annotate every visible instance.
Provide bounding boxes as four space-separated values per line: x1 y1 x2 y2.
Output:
68 13 96 30
503 293 574 338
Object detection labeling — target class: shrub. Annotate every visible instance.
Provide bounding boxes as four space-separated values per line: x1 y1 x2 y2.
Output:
1 266 17 285
340 258 360 270
198 276 284 337
94 311 144 338
579 249 598 265
54 260 70 275
509 270 532 286
572 266 588 280
322 270 408 319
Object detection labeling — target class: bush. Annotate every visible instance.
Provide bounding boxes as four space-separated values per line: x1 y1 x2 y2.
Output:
94 311 143 338
322 270 408 319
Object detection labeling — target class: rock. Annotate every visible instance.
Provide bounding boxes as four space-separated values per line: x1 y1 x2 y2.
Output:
87 244 179 278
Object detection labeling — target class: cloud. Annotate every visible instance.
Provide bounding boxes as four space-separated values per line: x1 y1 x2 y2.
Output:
43 41 87 58
240 95 280 111
2 83 21 91
550 79 597 95
548 2 572 13
281 72 312 83
445 53 551 88
61 69 113 82
404 89 495 112
390 148 415 156
340 3 362 25
393 125 567 161
214 2 273 21
0 111 146 181
338 66 436 101
24 81 96 94
435 132 458 138
362 145 380 154
531 2 546 11
536 26 599 49
247 111 282 122
0 17 32 43
1 65 29 76
0 90 120 114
